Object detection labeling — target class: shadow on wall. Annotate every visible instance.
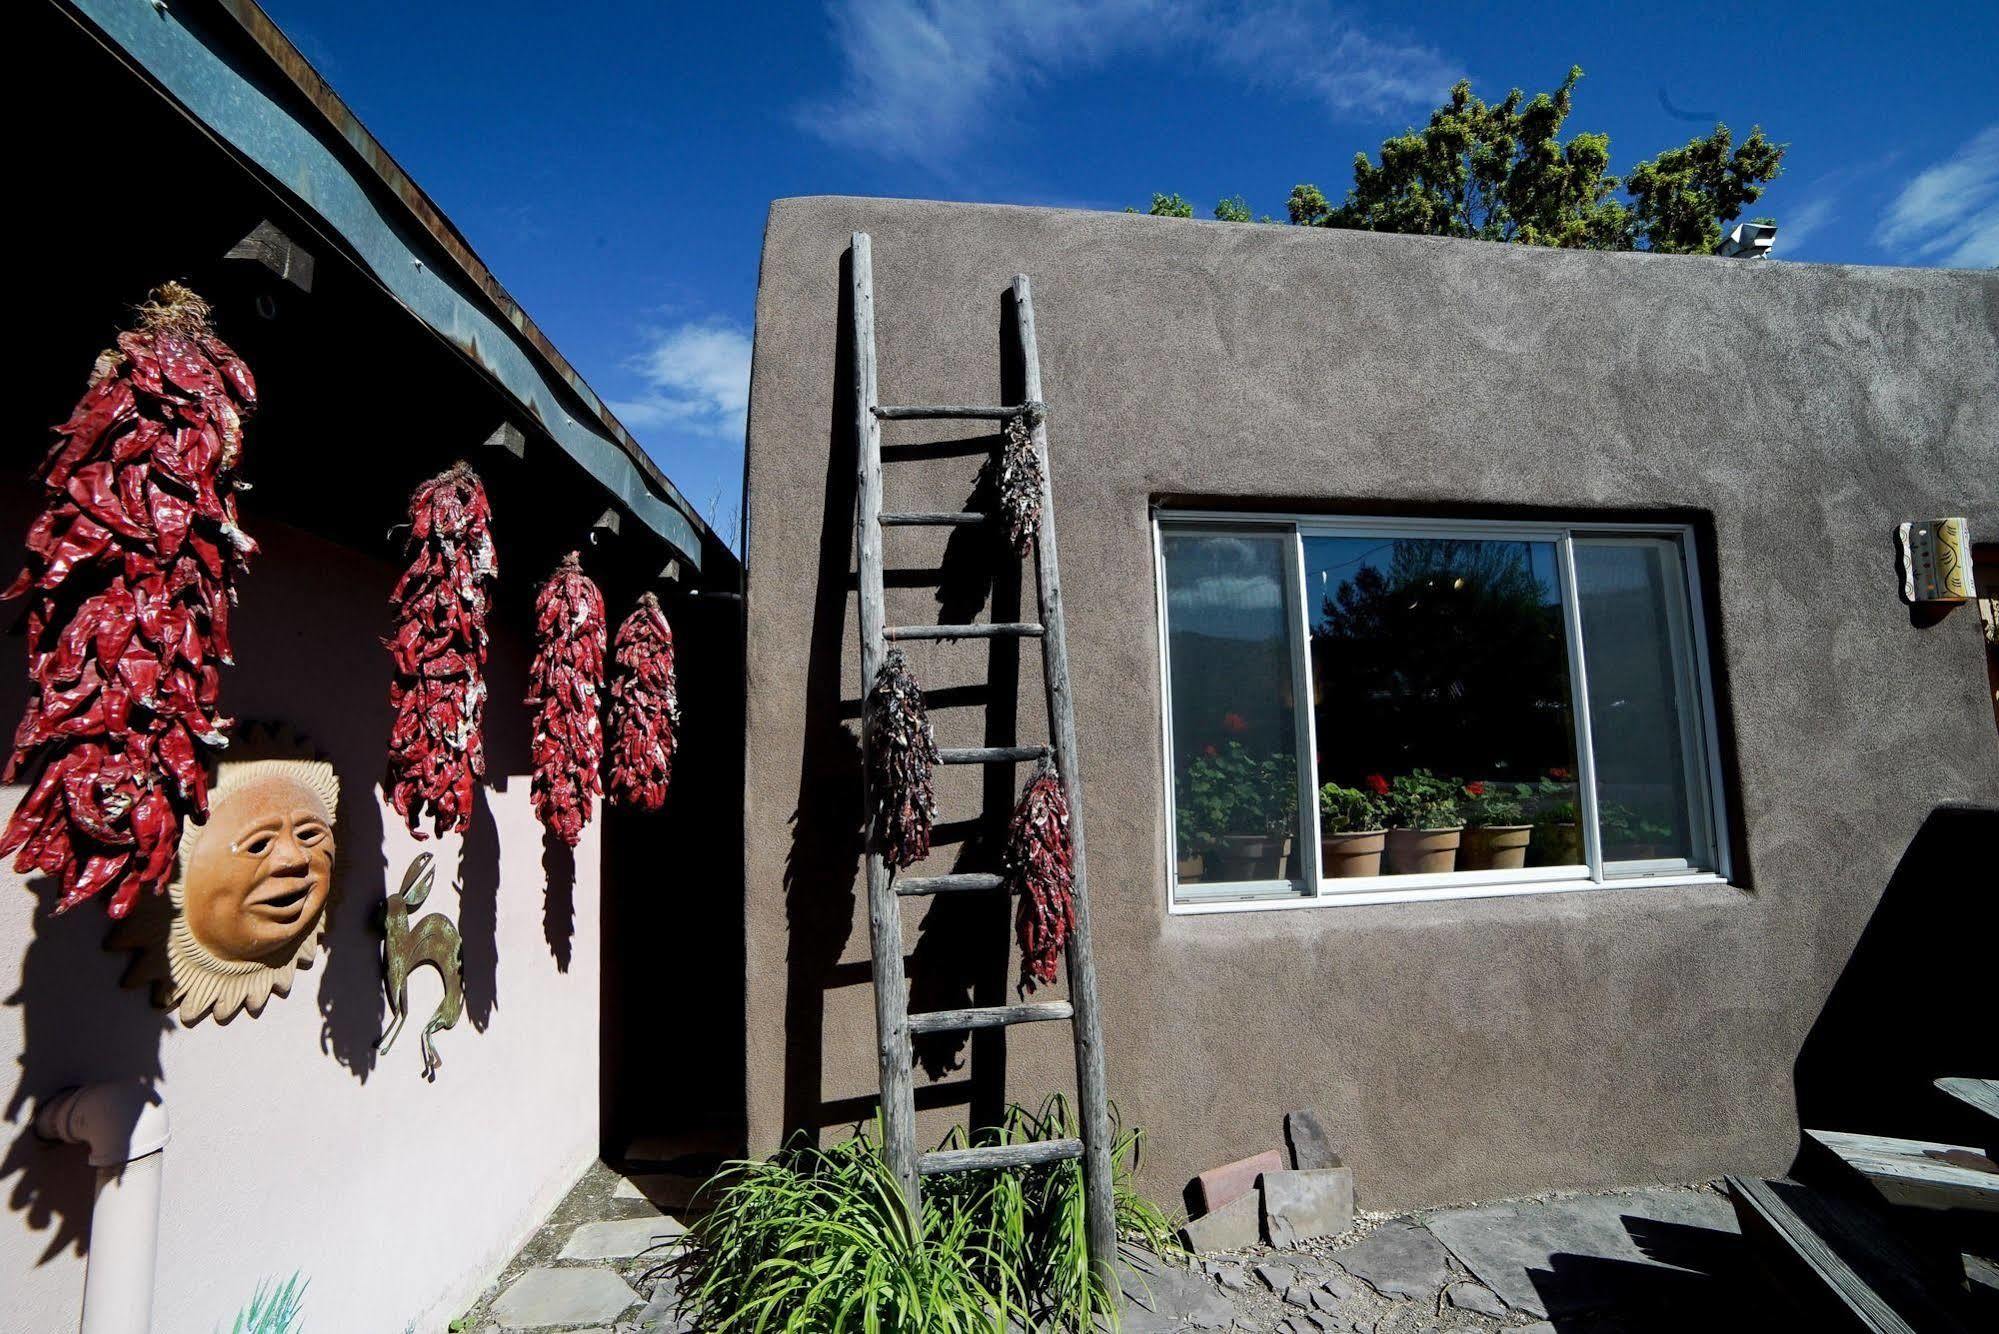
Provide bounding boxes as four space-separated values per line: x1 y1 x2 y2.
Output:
778 254 1028 1142
1791 802 1999 1157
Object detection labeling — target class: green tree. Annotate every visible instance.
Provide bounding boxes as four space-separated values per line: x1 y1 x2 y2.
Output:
1212 194 1253 222
1156 67 1783 254
1147 191 1195 218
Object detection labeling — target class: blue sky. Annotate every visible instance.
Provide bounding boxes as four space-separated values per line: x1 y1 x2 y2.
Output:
260 1 1999 538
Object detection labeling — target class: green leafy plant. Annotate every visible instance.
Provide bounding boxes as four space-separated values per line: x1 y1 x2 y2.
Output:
1382 769 1462 830
1601 803 1674 847
1460 781 1527 827
226 1274 306 1334
1528 770 1579 824
1318 781 1386 833
1180 742 1297 847
677 1100 1181 1332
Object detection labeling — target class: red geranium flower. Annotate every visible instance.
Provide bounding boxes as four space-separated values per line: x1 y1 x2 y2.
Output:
1464 781 1487 797
1203 744 1219 757
1548 767 1573 782
1364 773 1390 796
1221 711 1249 735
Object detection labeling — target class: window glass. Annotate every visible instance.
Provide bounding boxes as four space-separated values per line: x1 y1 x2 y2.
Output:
1161 530 1305 896
1304 534 1582 875
1574 537 1715 873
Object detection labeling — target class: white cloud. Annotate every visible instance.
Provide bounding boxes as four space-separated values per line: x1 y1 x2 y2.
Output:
609 321 752 441
801 0 1459 163
1769 192 1835 258
1876 125 1999 268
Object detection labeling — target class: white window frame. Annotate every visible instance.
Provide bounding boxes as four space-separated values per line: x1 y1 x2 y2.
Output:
1154 510 1735 915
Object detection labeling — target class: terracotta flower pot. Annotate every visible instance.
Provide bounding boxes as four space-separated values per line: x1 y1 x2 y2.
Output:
1532 821 1583 866
1384 826 1462 875
1459 824 1532 871
1215 834 1291 881
1176 854 1206 881
1321 829 1386 878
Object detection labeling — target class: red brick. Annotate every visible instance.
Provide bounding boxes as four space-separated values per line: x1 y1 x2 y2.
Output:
1194 1148 1283 1214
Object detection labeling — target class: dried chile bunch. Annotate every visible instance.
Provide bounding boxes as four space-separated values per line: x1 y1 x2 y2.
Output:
863 647 938 868
384 462 497 838
605 592 679 812
983 408 1045 557
526 551 607 846
2 283 260 917
1007 761 1076 993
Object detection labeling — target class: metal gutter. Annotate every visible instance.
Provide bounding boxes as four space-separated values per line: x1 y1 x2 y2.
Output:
63 0 711 571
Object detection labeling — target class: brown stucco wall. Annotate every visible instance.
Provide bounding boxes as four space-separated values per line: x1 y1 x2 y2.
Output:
741 196 1999 1211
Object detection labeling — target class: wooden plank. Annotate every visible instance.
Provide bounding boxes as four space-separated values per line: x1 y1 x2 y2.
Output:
881 511 988 526
894 872 1006 895
938 745 1050 765
920 1138 1084 1176
1013 272 1118 1297
1807 1129 1999 1213
849 233 921 1217
224 218 315 292
874 403 1040 421
886 622 1044 641
1935 1077 1999 1126
1726 1175 1971 1333
906 1002 1074 1034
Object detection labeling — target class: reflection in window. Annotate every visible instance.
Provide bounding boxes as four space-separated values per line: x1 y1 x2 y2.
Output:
1306 536 1581 874
1161 530 1303 896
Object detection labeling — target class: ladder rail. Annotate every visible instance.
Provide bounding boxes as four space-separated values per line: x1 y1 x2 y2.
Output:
849 232 922 1211
1013 272 1120 1295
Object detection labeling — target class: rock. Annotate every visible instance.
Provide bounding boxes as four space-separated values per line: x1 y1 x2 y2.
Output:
1517 1324 1556 1334
1282 1284 1315 1308
1195 1148 1284 1213
1215 1263 1252 1293
1443 1281 1506 1316
1283 1109 1344 1170
1181 1188 1265 1251
1254 1260 1297 1291
1334 1222 1449 1300
489 1268 640 1328
1308 1287 1347 1314
631 1281 694 1333
558 1215 687 1260
1262 1168 1356 1248
1121 1254 1237 1330
1319 1272 1357 1301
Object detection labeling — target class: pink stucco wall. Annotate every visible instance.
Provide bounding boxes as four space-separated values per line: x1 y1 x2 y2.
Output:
1 492 603 1333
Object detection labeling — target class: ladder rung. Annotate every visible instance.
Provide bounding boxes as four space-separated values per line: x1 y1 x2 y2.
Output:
920 1138 1084 1176
907 1002 1073 1034
886 622 1044 641
895 872 1007 895
874 402 1041 421
939 745 1049 765
880 511 988 526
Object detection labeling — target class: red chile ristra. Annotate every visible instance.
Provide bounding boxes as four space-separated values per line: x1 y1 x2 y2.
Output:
384 462 497 838
605 592 679 813
1 283 259 917
1007 761 1076 993
864 648 938 870
526 551 606 846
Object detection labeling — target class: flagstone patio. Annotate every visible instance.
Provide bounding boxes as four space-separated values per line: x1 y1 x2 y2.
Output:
458 1172 1779 1332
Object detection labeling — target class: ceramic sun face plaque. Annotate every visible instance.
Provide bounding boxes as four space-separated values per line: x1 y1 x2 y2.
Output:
117 729 341 1023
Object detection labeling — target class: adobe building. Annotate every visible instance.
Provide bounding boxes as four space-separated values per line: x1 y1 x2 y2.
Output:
740 195 1996 1212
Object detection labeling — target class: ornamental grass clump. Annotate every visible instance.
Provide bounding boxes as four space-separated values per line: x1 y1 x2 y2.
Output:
675 1097 1181 1333
865 647 939 868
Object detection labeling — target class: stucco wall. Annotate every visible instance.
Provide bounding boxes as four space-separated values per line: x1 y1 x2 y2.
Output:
1 496 603 1333
742 196 1998 1212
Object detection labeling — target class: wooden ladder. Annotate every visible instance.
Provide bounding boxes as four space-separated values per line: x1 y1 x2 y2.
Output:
849 232 1117 1290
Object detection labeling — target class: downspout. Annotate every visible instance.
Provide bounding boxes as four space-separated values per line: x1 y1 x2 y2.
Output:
36 1080 171 1334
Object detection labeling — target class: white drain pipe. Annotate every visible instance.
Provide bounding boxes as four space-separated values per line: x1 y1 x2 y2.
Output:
36 1080 170 1334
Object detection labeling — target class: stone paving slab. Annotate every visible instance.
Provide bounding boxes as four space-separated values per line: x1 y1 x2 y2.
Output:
488 1267 640 1329
1335 1220 1450 1299
1423 1185 1742 1319
559 1214 688 1261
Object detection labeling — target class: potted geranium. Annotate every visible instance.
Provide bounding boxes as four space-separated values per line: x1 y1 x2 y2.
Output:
1381 769 1464 874
1318 776 1388 878
1186 743 1297 881
1459 780 1533 870
1601 803 1675 861
1529 769 1582 865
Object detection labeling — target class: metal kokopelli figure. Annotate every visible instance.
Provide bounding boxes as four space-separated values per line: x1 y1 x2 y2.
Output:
379 852 463 1078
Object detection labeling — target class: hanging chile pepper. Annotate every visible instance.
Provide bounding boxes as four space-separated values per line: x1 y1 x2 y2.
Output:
1007 761 1076 993
384 462 497 838
986 409 1045 557
864 648 938 869
526 551 606 846
2 283 259 917
605 592 679 812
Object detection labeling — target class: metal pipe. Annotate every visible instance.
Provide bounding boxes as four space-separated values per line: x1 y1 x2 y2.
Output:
36 1080 170 1334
